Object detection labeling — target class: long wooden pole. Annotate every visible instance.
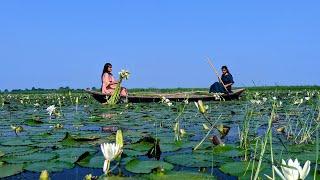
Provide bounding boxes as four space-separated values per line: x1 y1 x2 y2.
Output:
207 58 230 94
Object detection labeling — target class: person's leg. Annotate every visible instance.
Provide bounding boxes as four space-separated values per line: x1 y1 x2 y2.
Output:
209 82 219 93
120 87 128 97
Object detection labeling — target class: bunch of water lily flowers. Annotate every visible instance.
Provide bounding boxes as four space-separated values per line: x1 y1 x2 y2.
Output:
161 96 173 107
119 69 130 80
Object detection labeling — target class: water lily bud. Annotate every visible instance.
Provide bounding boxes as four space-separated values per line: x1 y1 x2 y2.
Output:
203 124 210 130
84 174 92 180
180 129 186 135
39 170 50 180
211 135 224 146
174 123 179 132
277 127 285 133
196 100 206 114
116 130 124 148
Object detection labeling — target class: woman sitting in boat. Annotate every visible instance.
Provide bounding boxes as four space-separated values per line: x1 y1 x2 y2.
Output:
209 66 234 93
101 63 128 97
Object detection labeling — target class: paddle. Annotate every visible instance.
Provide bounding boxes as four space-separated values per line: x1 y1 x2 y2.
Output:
207 58 230 95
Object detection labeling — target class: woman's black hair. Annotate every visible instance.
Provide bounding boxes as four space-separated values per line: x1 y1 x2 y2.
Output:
221 66 230 74
101 63 112 79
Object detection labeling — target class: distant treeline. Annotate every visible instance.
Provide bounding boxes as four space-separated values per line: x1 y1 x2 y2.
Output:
0 87 96 94
0 86 319 94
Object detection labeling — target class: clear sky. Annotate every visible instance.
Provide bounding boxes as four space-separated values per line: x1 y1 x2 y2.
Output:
0 1 319 90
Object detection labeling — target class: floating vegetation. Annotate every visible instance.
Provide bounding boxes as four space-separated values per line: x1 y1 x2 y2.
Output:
0 88 319 179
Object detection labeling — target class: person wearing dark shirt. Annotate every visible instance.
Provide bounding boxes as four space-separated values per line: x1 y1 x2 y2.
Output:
209 66 234 93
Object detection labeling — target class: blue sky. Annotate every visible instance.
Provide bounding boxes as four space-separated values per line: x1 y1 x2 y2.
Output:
0 1 319 90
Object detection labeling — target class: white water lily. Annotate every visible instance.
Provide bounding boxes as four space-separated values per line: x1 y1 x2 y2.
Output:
180 129 186 135
46 105 56 117
262 97 268 102
101 143 123 174
273 97 277 100
273 159 311 180
161 96 173 107
250 100 262 105
304 97 310 101
294 99 303 105
183 99 189 105
119 69 130 80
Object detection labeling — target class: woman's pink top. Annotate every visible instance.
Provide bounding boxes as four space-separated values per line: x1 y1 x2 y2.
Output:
101 73 128 96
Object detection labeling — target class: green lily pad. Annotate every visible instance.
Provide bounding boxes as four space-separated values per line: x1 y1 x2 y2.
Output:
212 145 245 158
24 160 74 172
77 154 104 168
164 153 225 168
0 151 4 158
160 143 181 152
294 152 320 164
142 171 217 179
126 141 154 152
31 132 66 143
0 146 36 155
0 163 24 178
2 152 57 164
60 132 100 147
98 175 134 180
123 149 145 157
125 159 174 174
54 147 96 163
220 161 266 177
24 119 44 126
1 138 34 146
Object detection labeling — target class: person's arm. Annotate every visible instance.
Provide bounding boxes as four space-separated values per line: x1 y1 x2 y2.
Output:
101 74 110 94
224 74 234 88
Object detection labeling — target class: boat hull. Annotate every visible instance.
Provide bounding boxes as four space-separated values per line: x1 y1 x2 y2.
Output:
85 89 245 104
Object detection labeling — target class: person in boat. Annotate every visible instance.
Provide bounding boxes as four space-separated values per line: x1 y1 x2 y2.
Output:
101 63 128 97
209 66 234 93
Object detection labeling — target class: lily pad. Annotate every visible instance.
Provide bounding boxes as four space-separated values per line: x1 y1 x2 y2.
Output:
77 154 104 168
125 159 174 174
54 147 96 163
123 149 145 157
0 151 4 158
126 141 154 152
160 143 181 152
142 171 216 179
1 138 34 146
2 152 57 164
0 146 36 155
220 161 266 177
24 160 74 172
164 153 225 168
24 119 44 126
0 163 24 178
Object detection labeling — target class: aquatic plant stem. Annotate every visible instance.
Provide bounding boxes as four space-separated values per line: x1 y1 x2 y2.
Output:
104 160 110 175
254 105 275 180
107 79 123 105
314 128 319 180
269 124 275 179
194 124 215 151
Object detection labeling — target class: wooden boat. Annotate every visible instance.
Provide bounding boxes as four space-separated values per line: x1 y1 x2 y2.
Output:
85 89 245 103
